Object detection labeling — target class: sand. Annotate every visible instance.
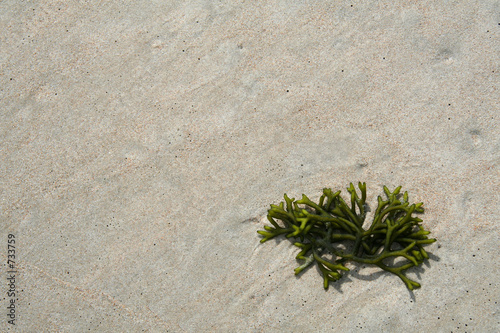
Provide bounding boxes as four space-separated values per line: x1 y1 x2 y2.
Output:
1 1 498 332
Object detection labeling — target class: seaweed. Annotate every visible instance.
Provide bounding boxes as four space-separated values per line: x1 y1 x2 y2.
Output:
257 182 436 290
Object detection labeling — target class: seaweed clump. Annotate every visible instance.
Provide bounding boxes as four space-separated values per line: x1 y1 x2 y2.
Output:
257 183 436 290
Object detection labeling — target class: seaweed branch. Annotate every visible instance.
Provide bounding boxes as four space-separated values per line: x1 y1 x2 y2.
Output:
257 182 436 290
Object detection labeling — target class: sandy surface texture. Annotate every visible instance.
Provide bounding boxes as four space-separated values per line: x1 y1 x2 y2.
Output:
1 1 499 332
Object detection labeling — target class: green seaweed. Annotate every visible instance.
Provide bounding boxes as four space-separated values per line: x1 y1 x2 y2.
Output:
257 182 436 290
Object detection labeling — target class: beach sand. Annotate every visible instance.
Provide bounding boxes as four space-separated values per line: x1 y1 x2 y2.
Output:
1 1 498 331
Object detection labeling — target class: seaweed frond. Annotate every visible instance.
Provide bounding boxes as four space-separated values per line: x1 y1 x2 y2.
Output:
257 183 436 290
